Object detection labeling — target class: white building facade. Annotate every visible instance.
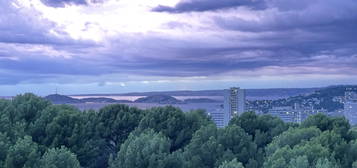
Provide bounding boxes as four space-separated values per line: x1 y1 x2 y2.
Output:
269 104 319 124
344 91 357 125
223 87 246 127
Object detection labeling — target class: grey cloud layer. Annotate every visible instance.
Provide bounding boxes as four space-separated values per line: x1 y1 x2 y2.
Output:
0 0 357 85
0 1 49 44
153 0 266 13
0 1 90 45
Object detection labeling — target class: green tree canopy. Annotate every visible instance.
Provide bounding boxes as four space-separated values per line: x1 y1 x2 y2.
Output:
138 106 211 151
11 93 51 124
229 112 288 148
0 133 11 167
5 136 41 168
109 129 171 168
39 146 80 168
288 155 308 168
265 127 321 156
183 124 258 168
301 113 350 139
2 94 357 168
96 104 144 147
315 158 338 168
219 159 244 168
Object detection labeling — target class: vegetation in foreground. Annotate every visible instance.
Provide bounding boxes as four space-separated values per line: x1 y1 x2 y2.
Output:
1 93 357 168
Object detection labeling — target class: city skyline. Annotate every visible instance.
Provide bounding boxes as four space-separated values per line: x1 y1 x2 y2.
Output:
1 0 357 95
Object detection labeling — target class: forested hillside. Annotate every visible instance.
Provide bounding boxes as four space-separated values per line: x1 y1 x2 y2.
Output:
1 93 357 168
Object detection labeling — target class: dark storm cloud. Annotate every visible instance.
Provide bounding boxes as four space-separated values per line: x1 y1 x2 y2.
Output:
41 0 86 7
209 0 357 71
40 0 105 7
152 0 266 13
216 0 357 33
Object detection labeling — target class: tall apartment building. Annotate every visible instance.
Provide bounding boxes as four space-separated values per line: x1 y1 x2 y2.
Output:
222 87 246 127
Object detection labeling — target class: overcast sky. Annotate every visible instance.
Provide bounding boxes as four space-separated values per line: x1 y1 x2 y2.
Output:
1 0 357 95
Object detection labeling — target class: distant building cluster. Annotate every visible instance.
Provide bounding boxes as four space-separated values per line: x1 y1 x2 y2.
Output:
211 86 322 127
268 103 322 123
209 87 357 127
344 89 357 125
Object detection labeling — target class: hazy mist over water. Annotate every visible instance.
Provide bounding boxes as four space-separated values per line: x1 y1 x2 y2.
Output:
71 102 223 112
70 96 223 101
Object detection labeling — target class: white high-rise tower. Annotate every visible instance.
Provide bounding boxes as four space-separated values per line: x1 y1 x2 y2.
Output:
223 87 246 127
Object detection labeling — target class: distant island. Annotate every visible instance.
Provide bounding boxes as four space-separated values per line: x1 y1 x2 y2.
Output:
134 95 183 104
45 94 83 104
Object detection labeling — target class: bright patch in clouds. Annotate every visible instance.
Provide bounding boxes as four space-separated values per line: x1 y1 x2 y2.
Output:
17 0 182 42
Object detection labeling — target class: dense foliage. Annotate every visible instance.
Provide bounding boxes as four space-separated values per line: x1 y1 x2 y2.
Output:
1 93 357 168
